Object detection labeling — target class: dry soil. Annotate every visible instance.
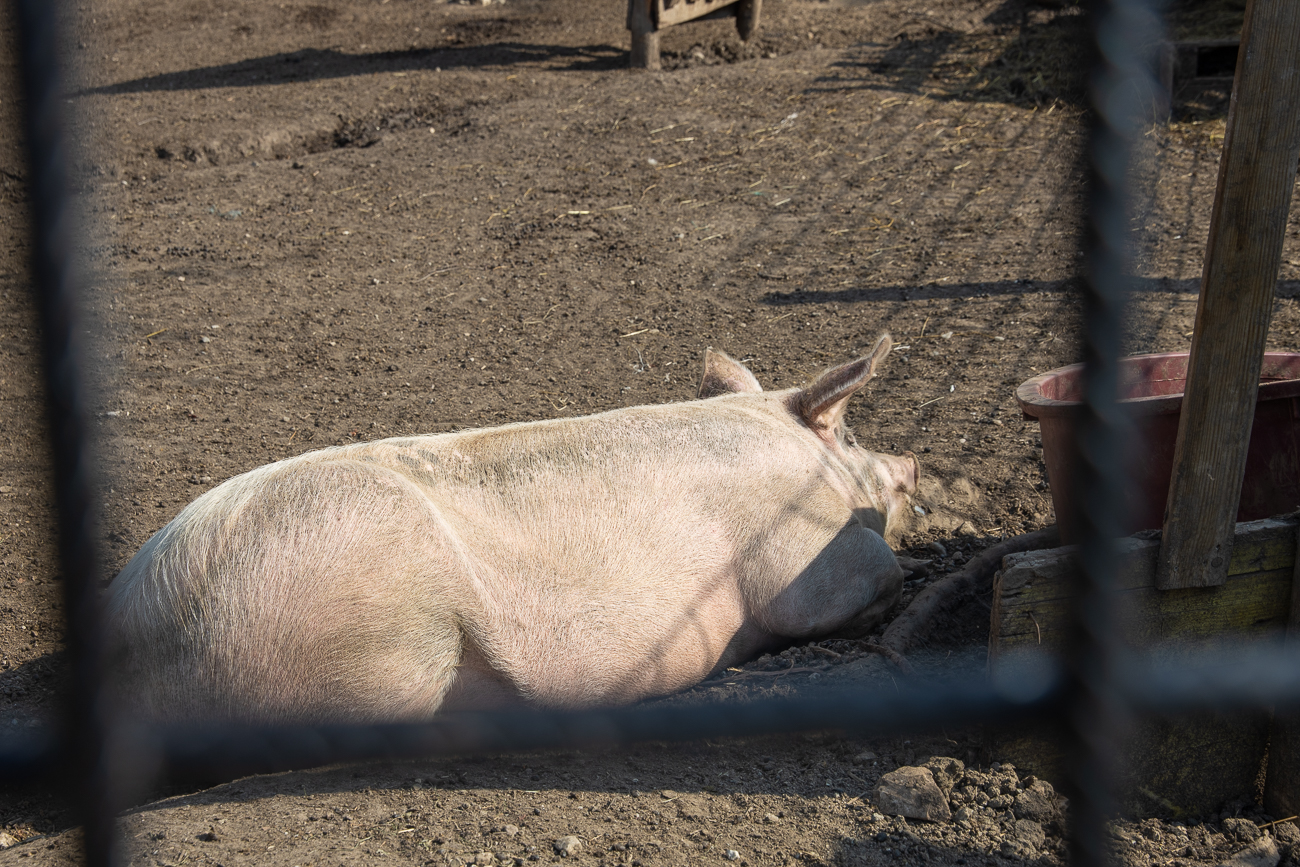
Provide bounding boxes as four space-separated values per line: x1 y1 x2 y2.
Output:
2 0 1300 864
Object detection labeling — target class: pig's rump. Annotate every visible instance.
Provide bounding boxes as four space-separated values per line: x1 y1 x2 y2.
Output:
104 459 476 722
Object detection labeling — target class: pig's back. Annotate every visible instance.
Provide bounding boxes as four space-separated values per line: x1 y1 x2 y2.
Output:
333 398 844 707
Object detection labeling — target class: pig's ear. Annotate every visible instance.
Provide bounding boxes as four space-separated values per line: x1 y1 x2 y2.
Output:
698 349 763 398
796 333 892 431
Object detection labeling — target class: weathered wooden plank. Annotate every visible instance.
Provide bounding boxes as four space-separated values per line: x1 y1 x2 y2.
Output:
628 0 758 67
1156 0 1300 589
996 567 1292 649
656 0 742 28
990 517 1296 816
993 518 1295 649
735 0 761 40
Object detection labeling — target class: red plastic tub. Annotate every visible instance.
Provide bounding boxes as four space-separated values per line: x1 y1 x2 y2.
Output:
1016 352 1300 543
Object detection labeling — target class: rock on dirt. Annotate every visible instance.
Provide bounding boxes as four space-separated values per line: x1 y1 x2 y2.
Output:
1224 817 1264 845
873 766 952 822
923 755 966 792
553 836 582 858
1014 818 1046 849
1273 822 1300 865
1014 779 1065 824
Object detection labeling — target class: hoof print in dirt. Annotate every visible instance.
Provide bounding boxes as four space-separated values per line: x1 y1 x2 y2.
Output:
554 837 582 858
873 766 952 823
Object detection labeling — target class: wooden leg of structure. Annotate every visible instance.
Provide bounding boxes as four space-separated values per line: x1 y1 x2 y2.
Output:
628 0 660 70
735 0 762 41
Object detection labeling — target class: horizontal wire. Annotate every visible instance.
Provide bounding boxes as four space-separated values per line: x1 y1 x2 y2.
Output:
6 644 1300 785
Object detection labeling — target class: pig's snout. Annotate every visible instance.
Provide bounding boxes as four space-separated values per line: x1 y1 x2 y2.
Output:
877 451 920 537
884 451 920 496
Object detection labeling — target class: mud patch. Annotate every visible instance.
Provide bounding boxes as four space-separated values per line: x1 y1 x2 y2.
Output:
445 17 524 47
293 4 340 30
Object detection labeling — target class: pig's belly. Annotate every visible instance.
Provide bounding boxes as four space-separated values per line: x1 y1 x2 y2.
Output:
446 576 769 710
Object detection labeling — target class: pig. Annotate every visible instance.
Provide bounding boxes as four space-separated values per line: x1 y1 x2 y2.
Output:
103 334 919 723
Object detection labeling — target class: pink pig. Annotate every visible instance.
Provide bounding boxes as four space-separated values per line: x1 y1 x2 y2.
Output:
104 334 918 722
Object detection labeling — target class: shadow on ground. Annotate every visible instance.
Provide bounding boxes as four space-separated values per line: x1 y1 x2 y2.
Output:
759 277 1300 307
82 42 627 96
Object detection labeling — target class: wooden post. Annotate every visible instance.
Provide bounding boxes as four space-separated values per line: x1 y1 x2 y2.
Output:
1156 0 1300 589
628 0 660 70
1264 522 1300 816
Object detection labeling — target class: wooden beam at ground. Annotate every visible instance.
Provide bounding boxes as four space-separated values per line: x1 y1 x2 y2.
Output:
1265 522 1300 817
990 518 1294 816
1157 0 1300 589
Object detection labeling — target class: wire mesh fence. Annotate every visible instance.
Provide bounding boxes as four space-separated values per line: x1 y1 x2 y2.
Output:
4 0 1300 865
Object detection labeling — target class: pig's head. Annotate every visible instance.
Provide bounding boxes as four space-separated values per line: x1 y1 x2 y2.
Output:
698 334 919 542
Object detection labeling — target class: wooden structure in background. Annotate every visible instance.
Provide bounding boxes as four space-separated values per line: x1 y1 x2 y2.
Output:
1171 39 1239 87
627 0 761 70
1156 0 1300 590
1136 0 1300 817
989 518 1295 815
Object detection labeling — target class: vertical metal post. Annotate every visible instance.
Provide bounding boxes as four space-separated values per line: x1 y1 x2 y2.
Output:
12 1 117 864
1067 0 1163 861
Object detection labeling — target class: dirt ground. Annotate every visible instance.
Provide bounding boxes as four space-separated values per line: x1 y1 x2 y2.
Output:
2 0 1300 863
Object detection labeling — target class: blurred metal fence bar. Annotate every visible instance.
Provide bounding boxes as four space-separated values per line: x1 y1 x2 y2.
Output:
151 682 1052 785
93 645 1300 783
7 640 1300 786
13 0 116 865
1064 0 1167 860
1123 645 1300 714
3 681 1049 793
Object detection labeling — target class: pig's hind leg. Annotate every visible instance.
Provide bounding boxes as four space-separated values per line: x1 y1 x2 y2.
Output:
437 637 527 711
190 459 491 722
827 523 905 639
